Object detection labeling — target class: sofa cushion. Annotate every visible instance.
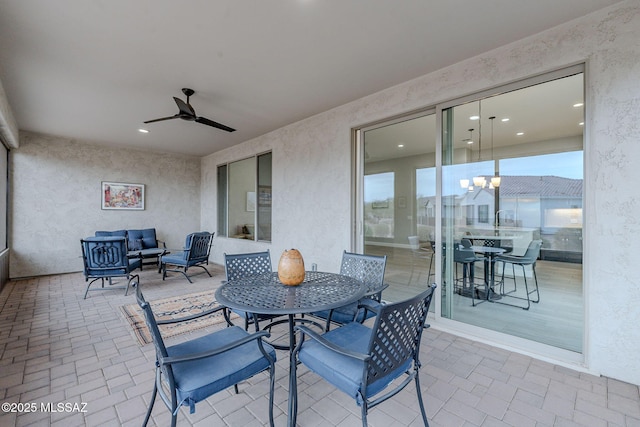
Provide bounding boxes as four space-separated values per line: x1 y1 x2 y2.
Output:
95 229 128 239
129 238 144 251
128 228 157 249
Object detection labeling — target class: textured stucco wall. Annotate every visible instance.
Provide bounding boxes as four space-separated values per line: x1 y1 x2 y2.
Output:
202 1 640 385
10 132 202 277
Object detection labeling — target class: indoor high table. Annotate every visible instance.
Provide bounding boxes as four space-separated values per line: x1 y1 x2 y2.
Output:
215 270 367 427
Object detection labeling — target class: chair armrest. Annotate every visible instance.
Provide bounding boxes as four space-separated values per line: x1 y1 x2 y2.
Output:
294 325 370 362
157 240 167 248
358 298 383 312
155 304 226 325
160 330 271 365
364 283 389 300
358 297 383 319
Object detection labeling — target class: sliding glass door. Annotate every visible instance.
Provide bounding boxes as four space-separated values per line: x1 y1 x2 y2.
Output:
358 112 437 303
355 66 584 354
440 70 584 352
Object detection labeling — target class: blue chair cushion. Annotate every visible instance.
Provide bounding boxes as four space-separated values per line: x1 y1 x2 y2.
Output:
162 252 191 265
128 228 158 249
128 258 142 270
312 300 379 325
167 326 276 410
129 238 144 251
298 322 411 405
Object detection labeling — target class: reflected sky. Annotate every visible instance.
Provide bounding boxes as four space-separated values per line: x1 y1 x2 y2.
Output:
365 151 583 200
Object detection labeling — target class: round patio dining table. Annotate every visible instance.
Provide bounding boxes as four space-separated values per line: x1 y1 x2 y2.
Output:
215 270 367 427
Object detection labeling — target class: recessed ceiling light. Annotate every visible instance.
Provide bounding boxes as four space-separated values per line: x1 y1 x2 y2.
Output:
573 103 584 108
501 118 509 122
467 140 474 145
469 115 480 120
516 132 524 136
397 144 404 148
138 129 149 133
579 122 584 126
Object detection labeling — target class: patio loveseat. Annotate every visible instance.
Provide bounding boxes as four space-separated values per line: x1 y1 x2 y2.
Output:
95 228 166 271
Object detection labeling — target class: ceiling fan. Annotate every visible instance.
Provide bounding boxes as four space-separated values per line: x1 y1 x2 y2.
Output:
144 88 236 132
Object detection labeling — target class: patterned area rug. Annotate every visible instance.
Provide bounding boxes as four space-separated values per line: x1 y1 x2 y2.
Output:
120 290 234 345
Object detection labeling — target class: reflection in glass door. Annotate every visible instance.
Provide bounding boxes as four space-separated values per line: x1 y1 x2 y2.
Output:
355 67 584 355
360 112 437 303
441 72 584 352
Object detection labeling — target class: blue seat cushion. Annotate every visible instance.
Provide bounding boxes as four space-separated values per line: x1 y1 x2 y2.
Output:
298 322 411 405
162 251 190 265
312 300 379 325
167 326 276 410
88 257 141 277
128 228 158 249
128 258 142 270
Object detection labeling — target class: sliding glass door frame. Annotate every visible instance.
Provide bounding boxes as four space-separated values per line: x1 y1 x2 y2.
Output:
354 63 586 366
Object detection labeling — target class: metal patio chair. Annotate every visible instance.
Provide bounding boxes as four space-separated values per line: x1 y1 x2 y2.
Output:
312 251 388 331
80 236 141 299
222 250 287 331
292 283 437 427
161 231 214 283
136 282 276 427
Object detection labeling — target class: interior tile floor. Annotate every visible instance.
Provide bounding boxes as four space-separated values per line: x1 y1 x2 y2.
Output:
1 266 639 426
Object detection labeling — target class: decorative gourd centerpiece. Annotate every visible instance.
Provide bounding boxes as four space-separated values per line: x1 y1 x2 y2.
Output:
278 249 305 286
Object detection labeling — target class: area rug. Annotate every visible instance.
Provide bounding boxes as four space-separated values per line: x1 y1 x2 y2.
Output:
120 290 235 345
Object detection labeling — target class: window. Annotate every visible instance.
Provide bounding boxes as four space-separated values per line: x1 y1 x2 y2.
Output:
217 152 272 242
364 172 395 239
478 205 489 223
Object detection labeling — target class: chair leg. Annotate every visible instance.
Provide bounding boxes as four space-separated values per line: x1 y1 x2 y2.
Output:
520 264 531 310
531 264 541 303
289 345 299 427
268 362 276 427
142 381 158 427
414 370 430 427
361 399 369 427
495 262 538 310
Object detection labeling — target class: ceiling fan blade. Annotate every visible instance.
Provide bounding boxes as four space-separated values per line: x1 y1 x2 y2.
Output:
173 97 195 116
143 114 180 124
195 116 236 132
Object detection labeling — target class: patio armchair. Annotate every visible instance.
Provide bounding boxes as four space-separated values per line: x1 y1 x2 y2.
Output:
312 251 388 332
80 236 141 299
135 283 276 427
161 232 214 283
292 283 437 427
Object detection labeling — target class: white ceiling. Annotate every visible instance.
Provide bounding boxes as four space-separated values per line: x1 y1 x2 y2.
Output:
0 0 621 157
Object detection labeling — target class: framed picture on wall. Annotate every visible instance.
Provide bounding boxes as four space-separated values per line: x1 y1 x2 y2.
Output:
246 191 256 212
101 182 145 210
